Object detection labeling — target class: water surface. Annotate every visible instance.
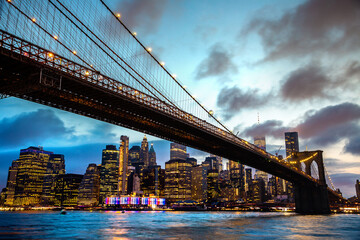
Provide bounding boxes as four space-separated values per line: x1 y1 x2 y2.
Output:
0 211 359 239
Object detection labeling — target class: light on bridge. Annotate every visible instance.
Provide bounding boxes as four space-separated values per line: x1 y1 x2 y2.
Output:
73 50 77 55
85 71 90 76
172 74 177 78
48 52 54 58
116 13 121 18
146 47 152 52
53 35 58 40
132 32 137 36
31 18 36 23
7 0 11 3
160 61 165 66
182 85 187 89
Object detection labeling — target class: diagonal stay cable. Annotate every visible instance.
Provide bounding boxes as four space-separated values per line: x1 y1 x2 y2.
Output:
99 0 239 136
7 1 95 71
51 0 178 107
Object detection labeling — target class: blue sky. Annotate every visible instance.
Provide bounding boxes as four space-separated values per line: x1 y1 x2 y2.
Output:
0 0 359 197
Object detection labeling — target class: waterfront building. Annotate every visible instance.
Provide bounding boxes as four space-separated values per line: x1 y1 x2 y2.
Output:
140 165 164 197
13 147 53 206
148 143 157 167
53 174 83 207
119 136 129 195
4 160 20 206
191 165 207 202
207 169 220 203
42 154 65 205
356 180 360 200
248 179 265 203
285 132 299 158
78 164 100 207
170 142 187 160
140 135 149 167
229 160 245 200
164 158 192 203
245 168 252 192
254 170 269 190
99 145 119 204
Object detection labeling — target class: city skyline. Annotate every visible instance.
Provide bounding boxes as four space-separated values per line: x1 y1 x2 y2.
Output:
0 0 359 198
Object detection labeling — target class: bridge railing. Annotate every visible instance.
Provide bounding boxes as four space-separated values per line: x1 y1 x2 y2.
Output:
0 29 318 183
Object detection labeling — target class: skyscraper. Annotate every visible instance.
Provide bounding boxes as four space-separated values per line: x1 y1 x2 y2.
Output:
356 179 360 200
119 135 129 195
285 132 299 158
4 160 20 206
99 145 119 204
128 146 141 165
13 146 53 206
78 164 100 207
42 154 65 205
140 165 164 197
53 174 83 207
164 159 192 202
140 135 149 167
191 165 207 202
254 136 268 189
148 143 157 167
170 142 187 160
245 168 252 193
229 160 245 200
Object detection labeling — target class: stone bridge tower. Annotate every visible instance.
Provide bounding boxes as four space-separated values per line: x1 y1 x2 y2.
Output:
291 150 330 214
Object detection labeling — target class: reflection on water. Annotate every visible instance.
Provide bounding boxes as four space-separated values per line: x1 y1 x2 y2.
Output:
0 211 359 239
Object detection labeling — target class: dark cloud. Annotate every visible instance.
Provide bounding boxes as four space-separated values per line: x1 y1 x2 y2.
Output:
196 44 237 79
117 0 168 33
325 158 359 169
295 102 360 139
281 65 331 101
216 86 270 120
239 120 289 139
0 109 73 148
308 123 359 148
242 0 360 62
345 61 360 78
236 103 360 155
344 135 360 156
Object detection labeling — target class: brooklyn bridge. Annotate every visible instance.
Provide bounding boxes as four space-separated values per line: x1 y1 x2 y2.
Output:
0 0 345 214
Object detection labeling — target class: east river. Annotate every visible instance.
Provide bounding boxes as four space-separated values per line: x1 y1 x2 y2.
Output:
0 211 359 239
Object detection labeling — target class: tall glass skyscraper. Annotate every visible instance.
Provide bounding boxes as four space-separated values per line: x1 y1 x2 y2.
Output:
170 142 187 160
13 146 53 206
119 135 129 195
140 135 149 167
285 132 299 158
99 145 119 204
148 143 157 167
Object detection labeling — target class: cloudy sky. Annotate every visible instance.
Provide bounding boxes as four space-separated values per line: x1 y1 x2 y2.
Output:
0 0 359 197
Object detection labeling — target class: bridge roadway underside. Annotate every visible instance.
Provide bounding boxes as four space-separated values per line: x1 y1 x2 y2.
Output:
0 49 336 214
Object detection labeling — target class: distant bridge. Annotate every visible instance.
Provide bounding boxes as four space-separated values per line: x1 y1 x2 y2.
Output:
0 0 345 213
